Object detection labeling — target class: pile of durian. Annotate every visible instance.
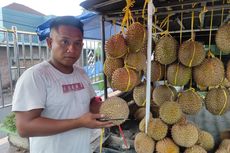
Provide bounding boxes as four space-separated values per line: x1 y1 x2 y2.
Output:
132 22 230 153
135 114 215 153
103 21 230 152
104 22 147 92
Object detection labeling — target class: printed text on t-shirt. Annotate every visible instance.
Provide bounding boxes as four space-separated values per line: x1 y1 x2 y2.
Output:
62 83 84 93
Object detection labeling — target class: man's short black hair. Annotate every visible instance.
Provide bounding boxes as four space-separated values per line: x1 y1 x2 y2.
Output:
50 16 84 35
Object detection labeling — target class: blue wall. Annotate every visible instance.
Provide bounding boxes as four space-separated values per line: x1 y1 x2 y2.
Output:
2 8 46 32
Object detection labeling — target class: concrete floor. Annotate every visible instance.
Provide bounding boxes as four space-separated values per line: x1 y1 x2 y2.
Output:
0 137 27 153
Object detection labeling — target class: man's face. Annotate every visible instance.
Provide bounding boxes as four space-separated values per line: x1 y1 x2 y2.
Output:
47 25 83 69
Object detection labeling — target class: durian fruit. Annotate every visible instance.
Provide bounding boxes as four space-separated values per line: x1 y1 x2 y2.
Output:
126 22 146 53
134 107 152 121
221 78 230 88
152 85 177 106
111 67 139 92
215 148 229 153
134 132 155 153
139 37 156 57
156 137 180 153
205 87 230 115
124 51 146 71
171 122 199 147
177 89 203 115
99 96 129 125
184 145 207 153
133 83 147 106
159 101 183 125
147 118 168 141
193 57 225 88
179 40 206 67
155 35 178 65
219 139 230 152
139 117 168 141
197 130 215 151
227 60 230 82
105 33 128 58
104 58 124 78
139 116 154 132
135 71 143 87
215 23 230 54
143 61 165 82
167 63 192 86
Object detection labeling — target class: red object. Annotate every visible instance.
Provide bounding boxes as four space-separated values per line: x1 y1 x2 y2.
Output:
118 125 128 149
91 96 102 103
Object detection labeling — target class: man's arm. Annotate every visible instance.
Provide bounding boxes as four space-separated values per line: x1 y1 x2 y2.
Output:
15 109 113 138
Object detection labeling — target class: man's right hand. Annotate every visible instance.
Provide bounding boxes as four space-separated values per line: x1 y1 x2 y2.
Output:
78 112 114 129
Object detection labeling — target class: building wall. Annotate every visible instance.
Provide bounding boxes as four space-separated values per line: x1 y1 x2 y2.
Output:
0 8 3 28
2 8 45 32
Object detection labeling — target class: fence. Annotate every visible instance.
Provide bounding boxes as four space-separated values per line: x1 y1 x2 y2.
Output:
0 27 104 108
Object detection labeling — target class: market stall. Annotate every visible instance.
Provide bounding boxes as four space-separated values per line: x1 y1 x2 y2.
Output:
80 0 230 153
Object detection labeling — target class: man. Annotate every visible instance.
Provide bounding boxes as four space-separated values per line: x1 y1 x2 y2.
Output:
12 16 113 153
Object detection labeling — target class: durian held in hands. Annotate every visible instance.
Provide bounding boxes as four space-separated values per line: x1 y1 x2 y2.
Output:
99 96 129 126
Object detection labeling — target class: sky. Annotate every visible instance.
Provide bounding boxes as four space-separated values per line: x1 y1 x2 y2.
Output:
0 0 85 16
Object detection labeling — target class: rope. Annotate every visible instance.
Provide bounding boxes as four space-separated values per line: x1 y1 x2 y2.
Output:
160 14 173 36
188 41 196 67
180 0 184 44
125 63 137 70
220 0 225 60
208 0 214 55
219 89 228 115
191 10 195 41
99 128 104 153
199 5 208 29
174 63 180 85
142 0 150 19
125 67 131 92
118 125 128 149
164 64 167 85
112 19 117 33
121 0 135 33
166 84 175 101
142 99 146 106
154 15 157 37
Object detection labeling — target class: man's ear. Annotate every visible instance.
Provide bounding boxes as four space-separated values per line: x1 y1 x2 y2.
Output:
46 37 52 49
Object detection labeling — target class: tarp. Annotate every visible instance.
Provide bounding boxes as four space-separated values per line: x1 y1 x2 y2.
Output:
36 12 121 41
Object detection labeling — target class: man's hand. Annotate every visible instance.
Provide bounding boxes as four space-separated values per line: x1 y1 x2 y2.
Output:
78 112 113 128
